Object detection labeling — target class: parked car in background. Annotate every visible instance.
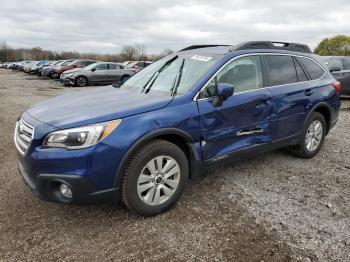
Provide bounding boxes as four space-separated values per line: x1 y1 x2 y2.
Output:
14 60 32 71
60 62 132 87
28 60 50 74
36 61 56 76
52 60 96 79
320 56 350 96
126 61 152 73
14 41 341 216
42 60 74 78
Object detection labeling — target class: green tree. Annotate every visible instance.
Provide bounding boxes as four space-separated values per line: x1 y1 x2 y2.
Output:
314 35 350 56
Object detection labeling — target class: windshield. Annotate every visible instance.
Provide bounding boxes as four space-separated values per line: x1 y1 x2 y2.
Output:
121 54 221 96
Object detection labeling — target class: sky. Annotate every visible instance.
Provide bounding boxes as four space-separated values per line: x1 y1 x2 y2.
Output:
0 0 349 54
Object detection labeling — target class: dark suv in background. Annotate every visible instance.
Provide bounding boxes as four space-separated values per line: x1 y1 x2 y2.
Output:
321 56 350 96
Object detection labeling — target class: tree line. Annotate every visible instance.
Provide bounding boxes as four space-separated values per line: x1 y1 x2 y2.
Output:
0 42 174 62
1 35 349 63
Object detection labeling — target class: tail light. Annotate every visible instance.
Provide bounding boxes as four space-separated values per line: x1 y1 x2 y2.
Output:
332 81 341 93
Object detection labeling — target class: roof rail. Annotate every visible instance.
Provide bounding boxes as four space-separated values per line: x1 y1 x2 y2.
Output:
180 45 229 51
230 41 312 53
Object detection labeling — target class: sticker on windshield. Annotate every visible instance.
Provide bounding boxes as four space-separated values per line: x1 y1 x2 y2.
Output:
190 55 213 62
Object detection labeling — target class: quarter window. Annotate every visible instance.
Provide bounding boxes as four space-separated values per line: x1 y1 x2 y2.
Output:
265 55 298 86
294 58 308 82
200 55 263 98
298 57 325 80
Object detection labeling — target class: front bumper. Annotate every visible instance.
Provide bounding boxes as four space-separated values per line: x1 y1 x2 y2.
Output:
15 112 125 205
60 75 75 85
18 161 118 204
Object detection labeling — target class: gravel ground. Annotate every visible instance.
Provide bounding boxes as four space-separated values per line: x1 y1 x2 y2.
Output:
0 69 349 261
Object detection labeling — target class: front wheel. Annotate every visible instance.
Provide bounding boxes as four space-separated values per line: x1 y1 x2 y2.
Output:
75 76 88 87
121 140 188 216
289 112 326 158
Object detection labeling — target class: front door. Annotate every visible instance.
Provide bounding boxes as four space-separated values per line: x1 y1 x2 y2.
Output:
196 55 273 161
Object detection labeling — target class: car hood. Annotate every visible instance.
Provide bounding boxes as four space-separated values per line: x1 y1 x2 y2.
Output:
63 68 81 74
27 86 173 129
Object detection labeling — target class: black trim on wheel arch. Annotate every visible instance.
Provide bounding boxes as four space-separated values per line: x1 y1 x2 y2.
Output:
303 102 332 134
113 128 201 192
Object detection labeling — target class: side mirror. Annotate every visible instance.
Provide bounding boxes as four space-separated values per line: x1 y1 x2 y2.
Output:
330 67 341 73
91 68 96 72
212 83 234 107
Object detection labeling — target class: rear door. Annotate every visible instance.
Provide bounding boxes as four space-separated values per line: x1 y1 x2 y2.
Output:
264 54 325 140
197 55 273 161
108 64 123 82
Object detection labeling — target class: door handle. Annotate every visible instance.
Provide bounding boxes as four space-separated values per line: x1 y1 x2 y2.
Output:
304 89 313 96
236 127 263 136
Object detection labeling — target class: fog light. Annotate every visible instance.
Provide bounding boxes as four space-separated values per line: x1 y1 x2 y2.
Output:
59 183 72 199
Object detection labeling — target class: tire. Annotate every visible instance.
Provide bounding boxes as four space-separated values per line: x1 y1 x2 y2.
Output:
121 139 188 216
75 76 88 87
289 112 326 158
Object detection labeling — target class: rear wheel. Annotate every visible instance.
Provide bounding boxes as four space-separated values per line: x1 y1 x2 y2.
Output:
289 112 326 158
75 76 88 87
121 140 188 216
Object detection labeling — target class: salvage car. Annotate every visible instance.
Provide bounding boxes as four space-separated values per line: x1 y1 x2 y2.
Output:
14 41 341 216
60 62 133 87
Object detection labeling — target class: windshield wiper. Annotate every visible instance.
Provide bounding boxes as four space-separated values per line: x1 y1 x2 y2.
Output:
142 55 178 94
171 58 185 96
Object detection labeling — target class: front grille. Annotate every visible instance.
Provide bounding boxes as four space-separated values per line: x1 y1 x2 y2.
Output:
14 119 34 155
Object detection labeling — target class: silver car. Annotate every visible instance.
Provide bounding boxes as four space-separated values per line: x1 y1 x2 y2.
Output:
60 62 135 87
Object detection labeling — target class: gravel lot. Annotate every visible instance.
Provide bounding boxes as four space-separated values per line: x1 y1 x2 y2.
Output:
0 68 349 261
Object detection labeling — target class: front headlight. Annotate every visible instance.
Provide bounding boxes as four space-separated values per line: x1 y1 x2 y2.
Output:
43 120 121 149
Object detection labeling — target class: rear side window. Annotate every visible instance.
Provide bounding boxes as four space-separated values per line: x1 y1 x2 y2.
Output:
298 57 325 80
265 55 298 86
294 58 308 82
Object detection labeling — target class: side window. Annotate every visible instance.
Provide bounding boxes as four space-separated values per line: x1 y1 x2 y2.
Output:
95 64 108 70
294 58 308 82
298 57 325 80
200 56 263 98
265 55 298 86
108 64 120 70
342 58 350 70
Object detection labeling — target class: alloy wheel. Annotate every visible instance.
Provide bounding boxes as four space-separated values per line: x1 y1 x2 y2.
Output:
137 156 180 206
76 77 87 87
305 120 323 152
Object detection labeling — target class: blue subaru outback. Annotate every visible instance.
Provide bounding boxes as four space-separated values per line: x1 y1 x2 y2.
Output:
15 41 341 216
